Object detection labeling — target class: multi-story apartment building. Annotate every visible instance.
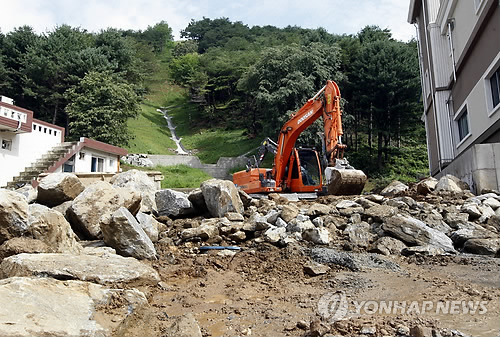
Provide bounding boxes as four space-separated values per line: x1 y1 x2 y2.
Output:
408 0 500 193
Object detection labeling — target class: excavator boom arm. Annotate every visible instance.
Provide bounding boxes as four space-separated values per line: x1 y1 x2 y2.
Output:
273 80 344 184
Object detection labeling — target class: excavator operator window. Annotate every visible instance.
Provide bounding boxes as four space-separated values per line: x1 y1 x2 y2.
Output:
298 149 321 186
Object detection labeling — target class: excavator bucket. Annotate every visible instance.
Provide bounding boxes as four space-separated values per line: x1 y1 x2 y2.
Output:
324 166 367 195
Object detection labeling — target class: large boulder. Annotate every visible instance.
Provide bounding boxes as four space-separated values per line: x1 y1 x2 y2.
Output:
280 204 300 223
463 238 500 255
369 236 407 255
380 180 408 197
0 189 29 244
449 227 497 247
435 175 469 193
0 277 147 337
382 215 456 253
36 173 85 207
0 237 53 260
0 253 160 284
344 222 377 248
155 189 195 217
28 204 82 254
416 177 438 195
67 181 141 239
303 227 331 245
110 169 157 213
14 185 37 203
201 179 244 217
100 207 157 260
181 221 219 241
364 204 398 222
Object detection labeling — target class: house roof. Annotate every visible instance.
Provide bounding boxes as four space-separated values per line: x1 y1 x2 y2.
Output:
80 137 128 156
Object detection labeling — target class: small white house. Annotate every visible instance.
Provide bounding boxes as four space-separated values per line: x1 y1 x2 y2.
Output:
0 96 127 187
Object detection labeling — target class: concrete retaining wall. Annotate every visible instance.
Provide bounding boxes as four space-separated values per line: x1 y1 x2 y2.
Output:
147 155 248 180
436 143 500 194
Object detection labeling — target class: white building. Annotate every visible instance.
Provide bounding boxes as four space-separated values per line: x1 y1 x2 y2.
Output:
0 96 127 188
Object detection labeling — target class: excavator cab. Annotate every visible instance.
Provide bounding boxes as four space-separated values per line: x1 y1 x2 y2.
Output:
286 148 322 193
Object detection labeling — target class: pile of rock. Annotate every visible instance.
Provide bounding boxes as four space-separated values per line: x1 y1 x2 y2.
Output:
122 153 154 167
0 170 499 335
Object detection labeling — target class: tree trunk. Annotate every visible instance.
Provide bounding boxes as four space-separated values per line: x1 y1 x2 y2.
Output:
377 131 383 169
368 104 373 156
52 100 58 125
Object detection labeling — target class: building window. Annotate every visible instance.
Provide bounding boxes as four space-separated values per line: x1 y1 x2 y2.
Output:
109 159 115 168
457 109 470 141
1 139 12 151
91 157 104 172
490 66 500 109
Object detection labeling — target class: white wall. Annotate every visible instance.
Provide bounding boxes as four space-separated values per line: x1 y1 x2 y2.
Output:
0 123 62 187
72 147 119 173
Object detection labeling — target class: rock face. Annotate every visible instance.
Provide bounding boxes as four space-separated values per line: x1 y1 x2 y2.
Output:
0 253 160 284
14 185 37 203
111 169 157 213
156 189 195 217
382 215 456 253
28 204 82 254
67 181 142 239
0 189 29 244
36 173 85 207
370 236 407 255
100 207 157 260
201 179 244 217
0 277 146 337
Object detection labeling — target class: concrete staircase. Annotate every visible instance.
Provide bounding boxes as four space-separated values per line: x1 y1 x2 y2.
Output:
6 142 77 189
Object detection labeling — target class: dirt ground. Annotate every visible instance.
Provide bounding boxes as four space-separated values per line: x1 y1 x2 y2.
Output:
112 239 500 337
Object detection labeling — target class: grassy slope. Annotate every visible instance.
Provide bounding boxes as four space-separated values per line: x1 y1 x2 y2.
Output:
127 50 262 164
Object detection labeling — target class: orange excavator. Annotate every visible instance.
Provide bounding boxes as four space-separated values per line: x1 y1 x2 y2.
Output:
233 80 366 196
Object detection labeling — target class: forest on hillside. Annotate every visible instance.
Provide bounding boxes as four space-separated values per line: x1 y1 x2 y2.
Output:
0 18 427 181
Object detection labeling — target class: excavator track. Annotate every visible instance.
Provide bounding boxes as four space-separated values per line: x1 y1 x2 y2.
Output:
325 167 367 195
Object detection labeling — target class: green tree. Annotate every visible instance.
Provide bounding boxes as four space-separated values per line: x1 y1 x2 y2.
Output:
238 43 342 139
65 71 141 146
142 21 173 53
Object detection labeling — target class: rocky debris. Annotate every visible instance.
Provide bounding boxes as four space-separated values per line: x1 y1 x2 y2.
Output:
0 253 160 284
181 220 220 241
382 215 456 253
14 184 37 203
28 204 82 255
463 238 500 255
264 226 287 244
369 236 407 255
156 189 195 217
36 173 85 207
100 207 157 260
201 179 244 217
280 204 300 223
0 189 29 244
380 180 408 197
0 277 146 337
111 169 158 213
67 181 141 239
123 153 154 167
0 237 53 260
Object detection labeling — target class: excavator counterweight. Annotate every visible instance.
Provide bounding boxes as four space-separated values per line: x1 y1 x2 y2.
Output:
233 80 366 196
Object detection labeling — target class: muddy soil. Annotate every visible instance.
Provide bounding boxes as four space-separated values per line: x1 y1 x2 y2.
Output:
114 241 500 337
